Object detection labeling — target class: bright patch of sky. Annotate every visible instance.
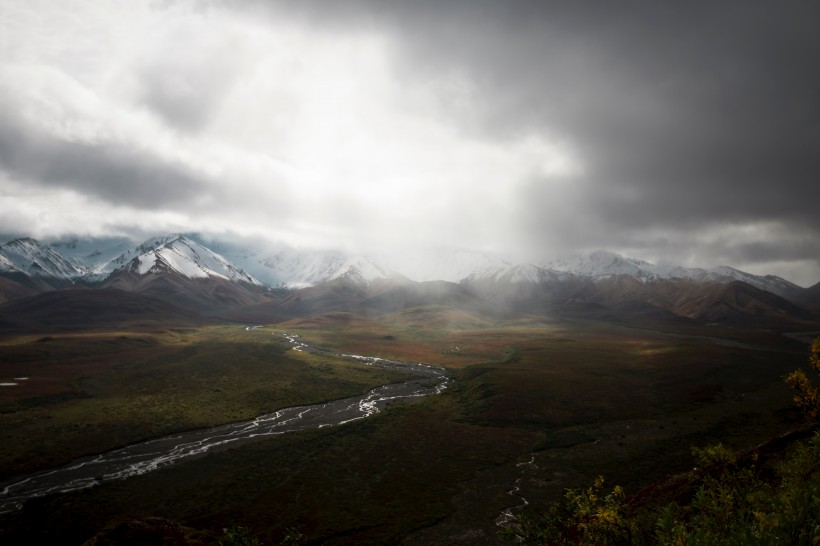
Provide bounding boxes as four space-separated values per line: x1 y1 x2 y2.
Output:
0 0 579 255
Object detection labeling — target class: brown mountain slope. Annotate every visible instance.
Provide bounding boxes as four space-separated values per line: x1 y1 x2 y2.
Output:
587 276 689 318
797 281 820 309
464 272 819 328
102 269 271 313
0 288 204 333
671 281 816 327
0 274 43 303
218 279 370 323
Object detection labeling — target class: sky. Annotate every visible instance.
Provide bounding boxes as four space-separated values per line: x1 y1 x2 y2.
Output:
1 1 819 286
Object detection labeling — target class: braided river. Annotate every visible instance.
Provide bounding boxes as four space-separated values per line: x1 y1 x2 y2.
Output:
0 332 449 514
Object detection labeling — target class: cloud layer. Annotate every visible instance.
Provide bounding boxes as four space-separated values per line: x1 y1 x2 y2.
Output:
1 1 819 285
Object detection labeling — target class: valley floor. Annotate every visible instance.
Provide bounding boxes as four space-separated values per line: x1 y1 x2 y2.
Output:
0 315 811 544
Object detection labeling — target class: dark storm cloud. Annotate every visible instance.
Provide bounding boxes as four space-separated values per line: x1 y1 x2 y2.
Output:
254 1 820 269
412 3 820 213
3 0 817 283
724 239 820 266
0 106 205 208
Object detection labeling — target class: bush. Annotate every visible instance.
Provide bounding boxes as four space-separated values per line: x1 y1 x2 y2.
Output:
503 339 820 545
504 435 820 545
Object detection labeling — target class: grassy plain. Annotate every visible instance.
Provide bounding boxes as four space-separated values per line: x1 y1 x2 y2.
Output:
0 311 812 544
0 324 412 481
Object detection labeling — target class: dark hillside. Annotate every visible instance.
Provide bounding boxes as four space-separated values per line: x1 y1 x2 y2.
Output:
0 288 205 332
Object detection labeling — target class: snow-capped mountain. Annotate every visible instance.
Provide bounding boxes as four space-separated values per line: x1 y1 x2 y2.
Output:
463 262 579 284
49 236 136 279
101 240 808 301
0 252 17 272
0 238 87 279
546 250 653 279
258 249 392 288
117 235 261 285
543 250 802 300
185 237 393 288
0 234 813 311
694 266 803 300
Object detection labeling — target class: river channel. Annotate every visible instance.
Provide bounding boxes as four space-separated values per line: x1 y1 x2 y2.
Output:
0 332 449 514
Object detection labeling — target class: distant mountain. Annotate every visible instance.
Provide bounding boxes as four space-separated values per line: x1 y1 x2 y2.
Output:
0 234 817 327
221 243 810 308
794 282 820 310
462 256 818 328
0 235 271 310
100 235 268 312
0 252 16 271
113 235 261 285
199 239 394 288
222 278 371 323
0 238 87 301
544 250 804 300
258 249 393 288
219 276 497 324
49 236 136 280
546 250 656 279
543 250 803 300
362 279 495 315
669 281 815 327
0 288 204 332
0 275 42 304
2 234 811 298
462 264 592 314
0 238 86 279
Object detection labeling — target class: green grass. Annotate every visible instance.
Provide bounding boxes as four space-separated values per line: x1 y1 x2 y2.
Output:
0 325 413 480
283 315 809 511
1 394 537 545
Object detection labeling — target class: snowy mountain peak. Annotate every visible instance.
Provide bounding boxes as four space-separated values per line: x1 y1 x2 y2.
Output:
135 234 185 254
0 237 86 278
504 263 567 284
330 256 393 286
123 235 261 285
0 252 17 272
49 236 137 279
257 249 391 288
0 234 809 303
464 261 580 285
544 250 802 299
546 250 646 279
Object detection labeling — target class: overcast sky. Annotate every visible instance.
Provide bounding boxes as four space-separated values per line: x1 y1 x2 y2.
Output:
1 1 818 285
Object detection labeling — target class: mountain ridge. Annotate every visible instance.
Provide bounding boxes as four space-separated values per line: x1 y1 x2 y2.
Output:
0 238 87 279
1 234 817 324
1 234 810 294
121 235 261 286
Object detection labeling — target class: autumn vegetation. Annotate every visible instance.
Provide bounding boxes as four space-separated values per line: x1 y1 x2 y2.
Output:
0 316 814 544
502 338 820 545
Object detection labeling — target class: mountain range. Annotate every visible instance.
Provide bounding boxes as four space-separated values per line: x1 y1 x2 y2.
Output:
0 233 818 329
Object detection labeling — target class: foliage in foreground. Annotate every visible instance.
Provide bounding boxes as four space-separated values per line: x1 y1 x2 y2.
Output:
502 435 820 545
503 337 820 545
785 337 820 419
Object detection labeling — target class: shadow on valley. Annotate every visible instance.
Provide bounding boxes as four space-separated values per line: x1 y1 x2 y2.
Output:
0 315 813 544
0 271 819 544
